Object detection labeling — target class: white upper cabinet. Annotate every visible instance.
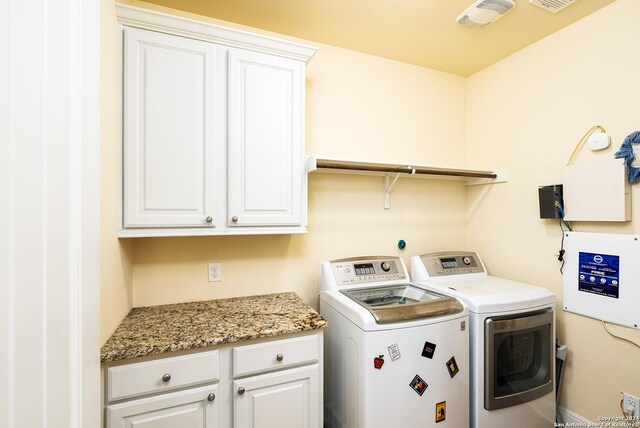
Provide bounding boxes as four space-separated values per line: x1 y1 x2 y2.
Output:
116 5 316 237
123 27 217 228
228 49 304 227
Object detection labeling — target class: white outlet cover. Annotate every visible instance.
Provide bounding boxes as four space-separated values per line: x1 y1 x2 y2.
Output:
623 392 640 416
208 263 222 282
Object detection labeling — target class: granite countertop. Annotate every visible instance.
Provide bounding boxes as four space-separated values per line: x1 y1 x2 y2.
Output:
100 292 327 363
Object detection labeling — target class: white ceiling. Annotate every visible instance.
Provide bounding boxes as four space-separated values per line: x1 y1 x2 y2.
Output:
141 0 615 76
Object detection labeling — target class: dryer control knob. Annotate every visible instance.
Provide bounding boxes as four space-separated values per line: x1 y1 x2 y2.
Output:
462 256 472 265
381 262 391 272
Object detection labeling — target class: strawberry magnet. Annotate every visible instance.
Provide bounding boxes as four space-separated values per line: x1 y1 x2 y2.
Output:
373 355 385 369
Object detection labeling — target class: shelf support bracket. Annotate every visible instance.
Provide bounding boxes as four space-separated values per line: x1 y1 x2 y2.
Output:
384 169 413 209
384 173 400 209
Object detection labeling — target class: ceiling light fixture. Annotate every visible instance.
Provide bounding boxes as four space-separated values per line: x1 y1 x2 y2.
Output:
456 0 517 28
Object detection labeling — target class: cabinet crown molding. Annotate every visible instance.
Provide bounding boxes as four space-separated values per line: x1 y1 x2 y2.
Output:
116 4 317 63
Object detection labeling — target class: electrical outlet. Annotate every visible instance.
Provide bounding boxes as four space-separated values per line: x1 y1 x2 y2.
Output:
623 392 640 417
208 263 222 282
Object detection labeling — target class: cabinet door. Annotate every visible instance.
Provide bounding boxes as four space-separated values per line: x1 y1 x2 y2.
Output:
234 364 319 428
124 27 216 228
106 384 219 428
228 49 305 227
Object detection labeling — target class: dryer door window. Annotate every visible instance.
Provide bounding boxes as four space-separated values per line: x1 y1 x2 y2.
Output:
484 309 554 410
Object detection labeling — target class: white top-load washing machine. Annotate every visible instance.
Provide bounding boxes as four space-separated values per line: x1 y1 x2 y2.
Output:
411 251 556 428
320 256 470 428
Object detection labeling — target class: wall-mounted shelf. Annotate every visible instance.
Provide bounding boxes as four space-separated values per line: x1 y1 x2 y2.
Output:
306 156 508 209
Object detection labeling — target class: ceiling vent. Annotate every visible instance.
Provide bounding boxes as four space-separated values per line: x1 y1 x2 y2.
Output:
456 0 517 28
529 0 578 13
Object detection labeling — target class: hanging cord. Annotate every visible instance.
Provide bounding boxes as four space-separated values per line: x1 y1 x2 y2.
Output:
555 201 572 231
620 399 632 422
566 125 607 166
602 321 640 349
555 201 572 274
557 219 566 274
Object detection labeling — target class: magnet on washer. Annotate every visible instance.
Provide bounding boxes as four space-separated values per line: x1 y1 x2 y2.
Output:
446 356 459 378
421 341 437 359
387 343 401 362
436 401 446 423
409 374 428 396
373 354 385 369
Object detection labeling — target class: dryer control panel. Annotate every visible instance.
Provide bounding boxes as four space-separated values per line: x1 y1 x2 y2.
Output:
330 256 407 286
419 251 485 277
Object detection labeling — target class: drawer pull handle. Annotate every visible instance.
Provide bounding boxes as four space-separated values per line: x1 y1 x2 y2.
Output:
231 216 239 223
276 354 284 362
207 393 216 402
205 216 213 223
162 373 171 383
238 387 245 395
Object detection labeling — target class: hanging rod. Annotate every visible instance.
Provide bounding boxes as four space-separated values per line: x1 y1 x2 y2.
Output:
314 159 498 179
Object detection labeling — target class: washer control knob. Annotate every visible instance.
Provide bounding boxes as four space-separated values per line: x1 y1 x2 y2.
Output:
381 262 391 272
462 256 472 265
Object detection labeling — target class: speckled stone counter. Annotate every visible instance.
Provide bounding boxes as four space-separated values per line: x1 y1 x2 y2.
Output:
100 292 327 363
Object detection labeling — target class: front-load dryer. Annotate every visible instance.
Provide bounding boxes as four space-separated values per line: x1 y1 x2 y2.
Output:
320 256 470 428
411 252 556 428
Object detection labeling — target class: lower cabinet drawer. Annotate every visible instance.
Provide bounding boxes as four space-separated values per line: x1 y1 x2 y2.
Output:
106 384 219 428
107 350 220 402
233 334 319 377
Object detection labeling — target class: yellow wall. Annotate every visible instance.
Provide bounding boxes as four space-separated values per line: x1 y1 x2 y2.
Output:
100 0 133 344
133 176 468 307
467 0 640 420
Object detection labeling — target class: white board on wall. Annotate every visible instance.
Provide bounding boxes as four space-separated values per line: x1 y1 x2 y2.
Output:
563 232 640 329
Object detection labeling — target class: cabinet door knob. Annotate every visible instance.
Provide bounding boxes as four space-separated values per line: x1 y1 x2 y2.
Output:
205 216 213 223
276 354 284 362
231 216 238 223
237 387 245 395
207 393 216 402
162 373 171 382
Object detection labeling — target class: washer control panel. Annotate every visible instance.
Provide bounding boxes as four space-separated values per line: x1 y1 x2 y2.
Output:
419 251 485 277
330 256 406 286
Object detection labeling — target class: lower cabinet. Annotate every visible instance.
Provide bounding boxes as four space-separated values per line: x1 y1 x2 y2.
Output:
234 365 319 428
106 384 219 428
103 332 322 428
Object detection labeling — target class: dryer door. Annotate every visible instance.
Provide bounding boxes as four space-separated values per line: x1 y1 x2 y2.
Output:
484 309 554 410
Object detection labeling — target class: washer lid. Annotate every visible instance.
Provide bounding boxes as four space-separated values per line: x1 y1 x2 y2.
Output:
417 276 555 313
340 284 464 323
